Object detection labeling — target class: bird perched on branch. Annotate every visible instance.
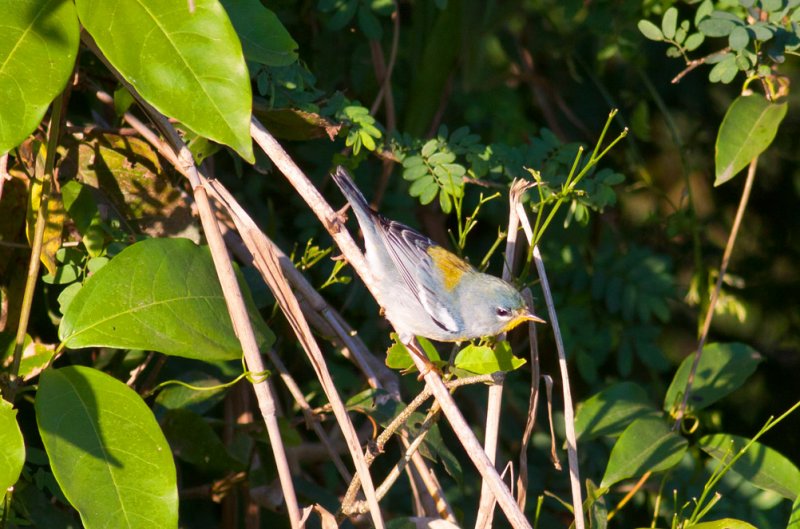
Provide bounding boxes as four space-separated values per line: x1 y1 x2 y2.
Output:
330 166 544 344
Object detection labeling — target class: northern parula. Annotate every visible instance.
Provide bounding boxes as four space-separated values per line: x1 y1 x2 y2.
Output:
331 166 544 343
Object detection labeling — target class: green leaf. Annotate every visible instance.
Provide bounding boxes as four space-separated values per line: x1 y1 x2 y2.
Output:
439 189 452 213
419 182 439 205
453 341 526 375
421 139 439 158
385 337 414 370
155 371 228 415
36 366 178 529
638 19 663 41
409 175 433 197
663 342 762 413
689 519 758 529
698 14 737 37
403 164 430 181
385 334 441 371
403 155 425 168
699 434 800 500
600 415 687 489
76 0 254 161
788 495 800 529
715 94 787 185
327 0 358 30
59 238 274 361
661 7 678 40
729 25 750 50
0 0 79 154
161 409 245 474
574 382 659 440
357 4 382 40
708 54 738 84
220 0 298 67
428 151 456 165
685 32 705 51
0 399 25 499
695 0 713 26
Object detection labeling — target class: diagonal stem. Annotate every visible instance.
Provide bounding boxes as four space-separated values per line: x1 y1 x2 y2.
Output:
673 156 758 430
8 94 65 402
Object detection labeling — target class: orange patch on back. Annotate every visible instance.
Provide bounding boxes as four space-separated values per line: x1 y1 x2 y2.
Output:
427 246 472 291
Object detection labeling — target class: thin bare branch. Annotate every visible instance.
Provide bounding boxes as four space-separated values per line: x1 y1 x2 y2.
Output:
8 93 65 402
515 201 585 529
475 179 537 528
673 156 758 430
252 116 531 528
516 288 541 511
81 33 304 528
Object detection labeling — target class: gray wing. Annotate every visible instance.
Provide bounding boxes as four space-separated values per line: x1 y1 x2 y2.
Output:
375 215 461 334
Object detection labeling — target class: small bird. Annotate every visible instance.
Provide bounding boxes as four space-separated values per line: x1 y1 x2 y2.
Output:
330 166 544 344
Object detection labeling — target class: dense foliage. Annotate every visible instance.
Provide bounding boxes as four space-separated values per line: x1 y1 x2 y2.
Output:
1 0 799 528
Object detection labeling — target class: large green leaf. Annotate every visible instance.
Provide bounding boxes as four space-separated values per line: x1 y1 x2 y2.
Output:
600 415 687 489
0 0 79 153
36 366 178 529
699 434 800 500
59 238 274 361
75 0 254 161
0 399 25 499
574 382 659 440
664 342 761 414
220 0 298 66
453 341 526 375
715 94 787 186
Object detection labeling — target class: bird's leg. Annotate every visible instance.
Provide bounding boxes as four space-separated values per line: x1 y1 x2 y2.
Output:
405 338 441 379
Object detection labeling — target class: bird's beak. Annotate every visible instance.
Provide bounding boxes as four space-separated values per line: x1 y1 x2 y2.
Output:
519 309 546 324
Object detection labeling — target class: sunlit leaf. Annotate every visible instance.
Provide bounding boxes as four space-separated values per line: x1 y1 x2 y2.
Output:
699 434 800 499
0 0 79 153
0 399 25 500
574 382 659 440
600 416 687 489
60 238 274 361
36 366 178 528
76 0 254 161
715 94 787 186
664 342 761 414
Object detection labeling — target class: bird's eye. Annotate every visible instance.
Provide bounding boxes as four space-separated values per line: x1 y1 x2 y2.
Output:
495 307 512 318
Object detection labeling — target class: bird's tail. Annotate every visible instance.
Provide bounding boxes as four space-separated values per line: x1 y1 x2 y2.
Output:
330 166 372 218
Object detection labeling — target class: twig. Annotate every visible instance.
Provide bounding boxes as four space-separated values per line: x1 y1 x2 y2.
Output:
210 177 453 518
206 178 399 399
97 85 429 523
516 289 541 511
474 179 535 528
8 94 65 402
515 201 585 529
265 347 353 482
542 375 560 469
251 116 531 528
80 33 304 528
342 373 502 516
408 346 532 528
673 156 758 430
607 471 651 521
253 234 388 528
672 49 731 84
